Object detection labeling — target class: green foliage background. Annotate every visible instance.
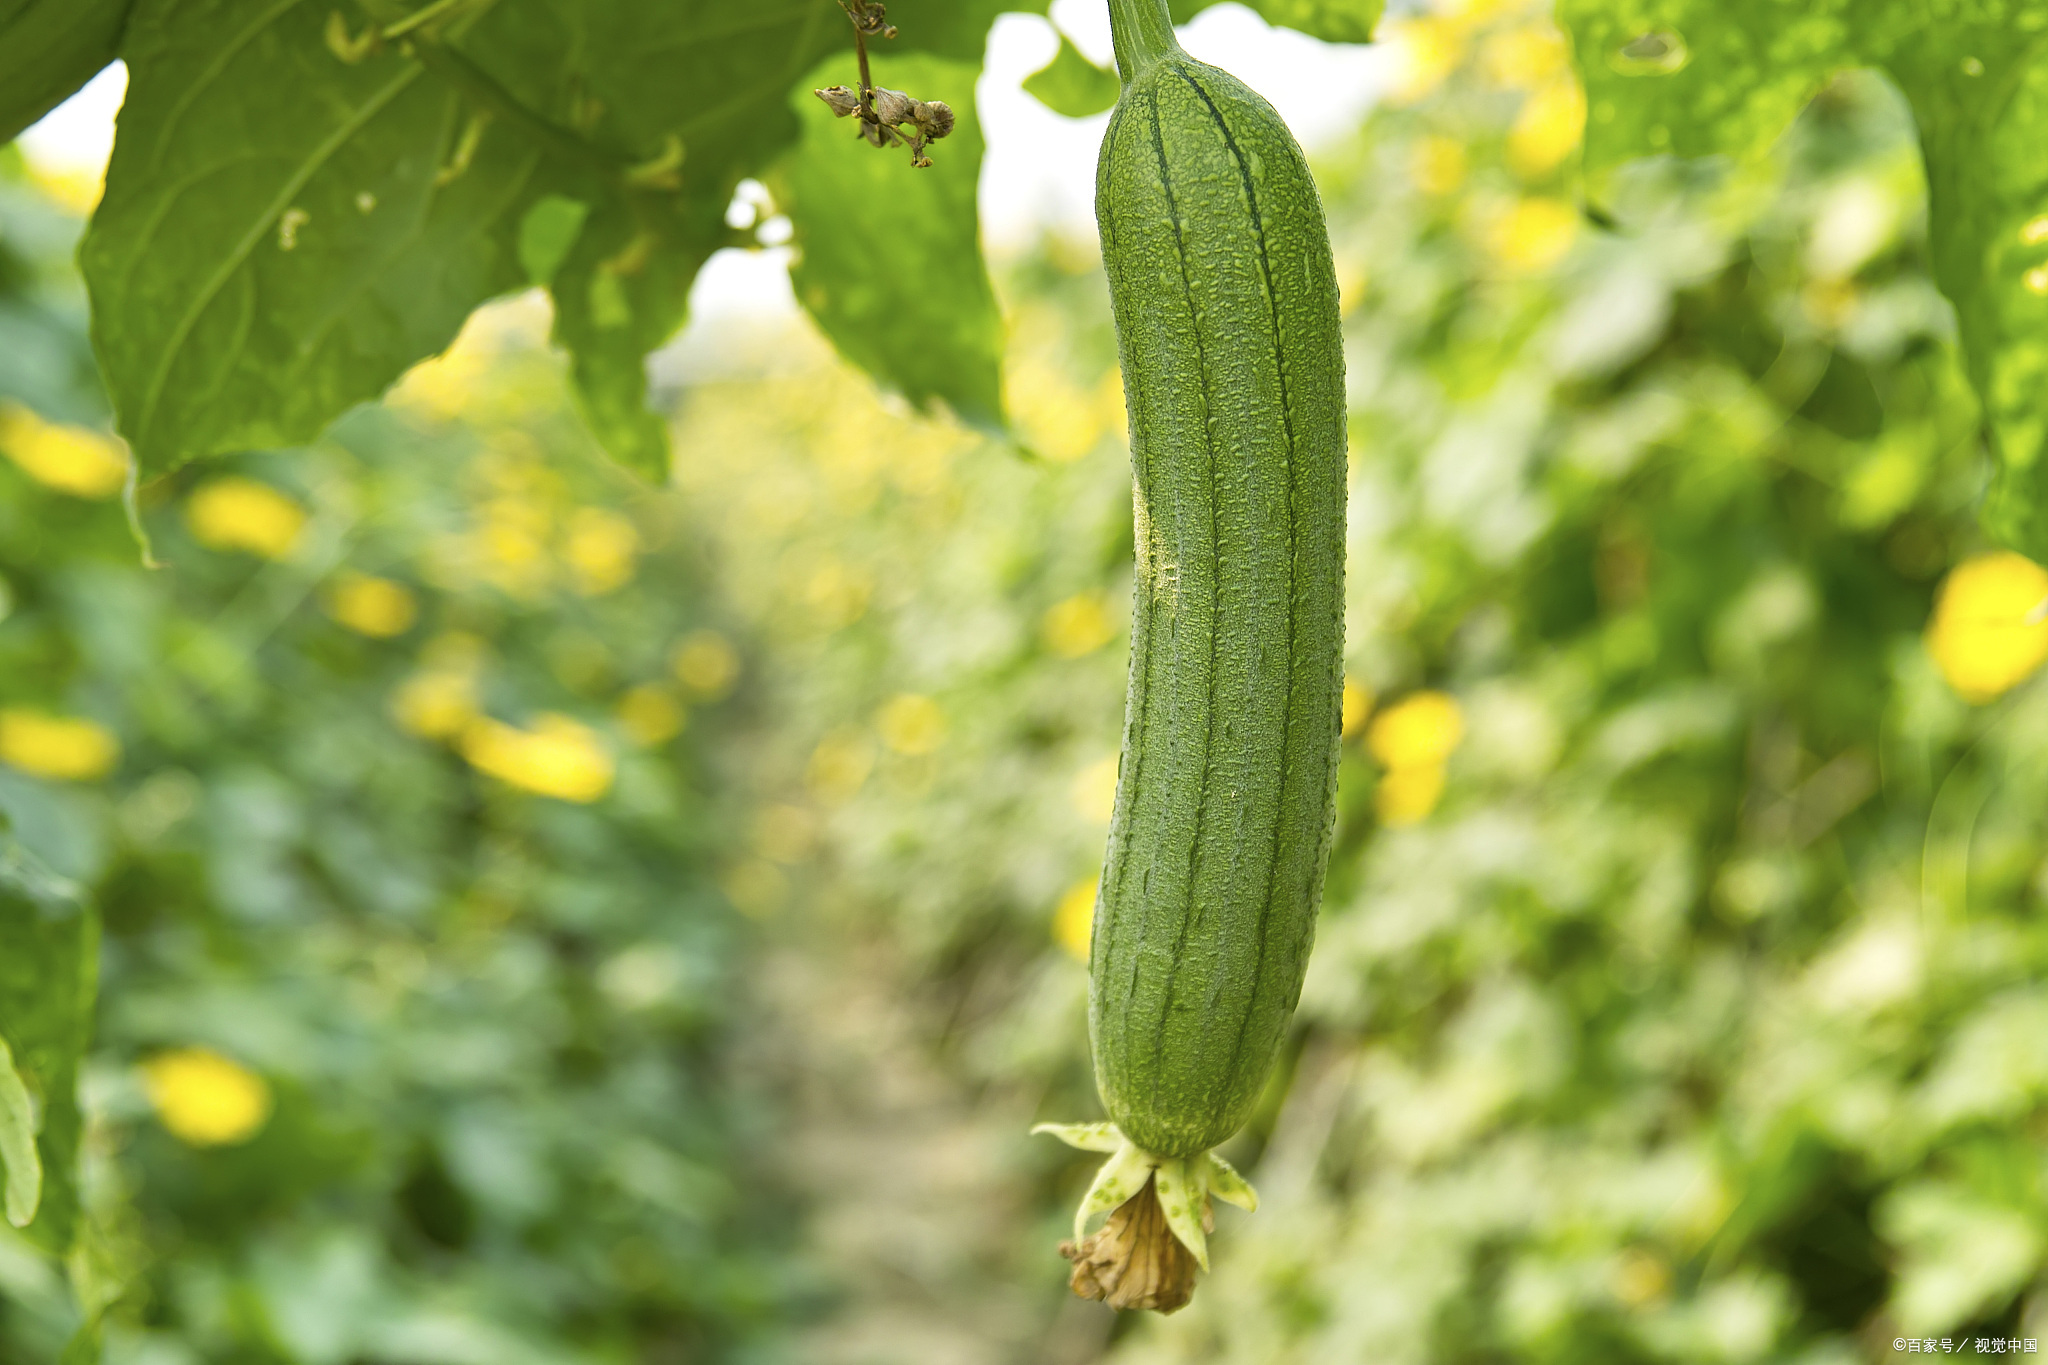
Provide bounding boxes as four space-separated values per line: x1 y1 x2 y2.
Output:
9 1 2048 1363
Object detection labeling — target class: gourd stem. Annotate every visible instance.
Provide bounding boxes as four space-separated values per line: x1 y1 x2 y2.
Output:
1106 0 1182 80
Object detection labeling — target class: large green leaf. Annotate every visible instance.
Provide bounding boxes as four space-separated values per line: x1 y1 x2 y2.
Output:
780 51 1006 432
1559 0 1853 197
0 829 97 1254
74 0 1044 481
1885 26 2048 556
1560 0 2048 560
80 0 545 478
0 0 134 146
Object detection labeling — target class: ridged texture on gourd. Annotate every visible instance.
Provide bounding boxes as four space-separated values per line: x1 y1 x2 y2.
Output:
1089 51 1346 1159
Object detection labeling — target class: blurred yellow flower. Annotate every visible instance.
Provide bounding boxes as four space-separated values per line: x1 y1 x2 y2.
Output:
1385 14 1465 103
477 494 551 599
1488 197 1580 273
1376 763 1448 827
563 506 639 596
1482 24 1569 87
325 571 418 638
1010 361 1103 463
1368 691 1465 770
1507 79 1586 178
186 477 306 559
1042 591 1116 658
1072 752 1120 824
1054 877 1098 961
1367 691 1463 826
1926 551 2048 702
803 558 872 631
1413 135 1469 198
142 1048 271 1147
0 709 119 781
0 401 128 498
672 630 740 701
615 684 684 746
391 668 478 739
1611 1247 1672 1307
1341 676 1374 738
460 713 614 802
806 728 875 803
389 339 488 421
877 693 947 756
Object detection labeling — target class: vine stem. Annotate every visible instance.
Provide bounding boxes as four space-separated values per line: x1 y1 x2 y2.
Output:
1106 0 1182 81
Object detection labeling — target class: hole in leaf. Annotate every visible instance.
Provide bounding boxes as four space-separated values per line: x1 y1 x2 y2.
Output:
1611 31 1689 76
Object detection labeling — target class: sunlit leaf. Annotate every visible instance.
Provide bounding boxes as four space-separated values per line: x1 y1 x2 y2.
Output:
781 52 1006 433
1024 34 1121 118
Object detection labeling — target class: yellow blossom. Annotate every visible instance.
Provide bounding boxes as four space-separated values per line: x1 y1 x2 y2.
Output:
391 666 478 739
1413 135 1469 198
325 571 418 638
1010 361 1104 463
1368 691 1465 770
460 713 614 802
186 477 307 559
142 1048 272 1147
1042 591 1116 658
1385 14 1465 104
1072 753 1120 823
615 684 684 746
1376 763 1448 827
0 709 119 781
806 728 875 803
1054 877 1099 961
1482 24 1569 87
388 333 489 421
1341 677 1374 738
1926 552 2048 702
672 630 740 700
1612 1247 1673 1307
1507 80 1586 178
0 402 128 497
563 506 639 596
1488 197 1581 273
877 693 947 756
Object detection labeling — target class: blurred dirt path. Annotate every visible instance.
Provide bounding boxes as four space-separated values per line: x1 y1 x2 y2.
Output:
749 931 1115 1365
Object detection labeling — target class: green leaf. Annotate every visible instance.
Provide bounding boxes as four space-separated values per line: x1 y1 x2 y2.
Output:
0 0 133 145
1024 34 1121 118
80 0 542 478
781 51 1006 433
1559 0 2048 559
1240 0 1381 44
1884 27 2048 559
875 0 1051 61
1171 0 1381 44
1557 0 1852 198
516 194 589 286
548 193 718 482
0 828 96 1253
0 1035 39 1228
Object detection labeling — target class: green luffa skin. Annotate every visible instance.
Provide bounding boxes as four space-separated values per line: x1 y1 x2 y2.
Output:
1089 0 1347 1161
